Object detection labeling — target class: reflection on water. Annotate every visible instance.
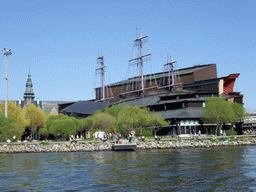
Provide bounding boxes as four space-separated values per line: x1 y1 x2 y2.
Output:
0 146 256 191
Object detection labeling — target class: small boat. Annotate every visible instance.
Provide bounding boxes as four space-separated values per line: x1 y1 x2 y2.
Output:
112 143 137 151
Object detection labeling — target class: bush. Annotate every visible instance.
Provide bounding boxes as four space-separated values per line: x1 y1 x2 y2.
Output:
135 128 153 137
226 130 237 136
207 129 220 136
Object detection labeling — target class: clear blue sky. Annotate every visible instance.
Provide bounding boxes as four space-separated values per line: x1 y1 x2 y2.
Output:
0 0 255 111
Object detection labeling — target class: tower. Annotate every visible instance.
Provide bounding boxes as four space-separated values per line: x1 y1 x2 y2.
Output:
23 68 35 107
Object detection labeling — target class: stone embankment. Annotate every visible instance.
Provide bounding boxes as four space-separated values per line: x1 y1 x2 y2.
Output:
0 137 256 153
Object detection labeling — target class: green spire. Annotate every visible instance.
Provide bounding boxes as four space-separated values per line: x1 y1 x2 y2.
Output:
23 70 35 105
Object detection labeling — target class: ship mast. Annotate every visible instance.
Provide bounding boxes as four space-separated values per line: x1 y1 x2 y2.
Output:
158 55 182 90
120 33 157 97
96 54 114 102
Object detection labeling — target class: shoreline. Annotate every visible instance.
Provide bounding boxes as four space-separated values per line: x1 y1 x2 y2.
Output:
0 136 256 153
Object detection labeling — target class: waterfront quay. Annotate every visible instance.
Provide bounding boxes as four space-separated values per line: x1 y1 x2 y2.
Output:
0 135 255 153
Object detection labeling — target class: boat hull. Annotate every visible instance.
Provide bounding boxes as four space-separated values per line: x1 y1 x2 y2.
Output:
112 144 137 151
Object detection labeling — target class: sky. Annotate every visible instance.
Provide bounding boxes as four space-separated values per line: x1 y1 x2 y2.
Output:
0 0 255 111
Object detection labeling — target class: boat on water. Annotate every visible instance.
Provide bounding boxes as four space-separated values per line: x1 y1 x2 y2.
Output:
112 143 137 151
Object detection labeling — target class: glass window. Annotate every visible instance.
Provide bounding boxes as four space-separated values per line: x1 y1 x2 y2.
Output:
181 126 186 134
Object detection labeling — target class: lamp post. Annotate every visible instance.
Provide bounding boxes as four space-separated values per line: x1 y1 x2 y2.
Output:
2 48 12 118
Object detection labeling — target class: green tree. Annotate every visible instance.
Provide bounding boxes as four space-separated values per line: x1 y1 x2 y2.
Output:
38 127 49 138
70 117 79 129
0 101 27 128
49 119 77 139
25 104 46 135
149 112 169 136
203 97 235 135
0 113 22 141
0 112 9 141
7 117 23 141
103 105 123 117
45 114 77 140
45 114 70 131
92 112 117 133
117 106 151 135
232 102 247 121
78 116 93 132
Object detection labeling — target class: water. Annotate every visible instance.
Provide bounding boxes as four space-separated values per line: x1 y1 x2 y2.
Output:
1 146 256 191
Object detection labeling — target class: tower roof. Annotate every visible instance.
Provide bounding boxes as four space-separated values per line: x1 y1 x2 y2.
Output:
23 71 35 99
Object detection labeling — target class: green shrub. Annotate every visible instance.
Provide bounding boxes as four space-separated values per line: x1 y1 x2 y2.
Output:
207 129 220 136
135 128 153 137
226 130 237 136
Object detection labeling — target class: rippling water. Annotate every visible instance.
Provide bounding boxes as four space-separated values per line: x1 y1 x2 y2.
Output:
1 146 256 191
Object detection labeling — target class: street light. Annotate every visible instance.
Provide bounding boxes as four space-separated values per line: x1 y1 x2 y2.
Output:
2 48 12 118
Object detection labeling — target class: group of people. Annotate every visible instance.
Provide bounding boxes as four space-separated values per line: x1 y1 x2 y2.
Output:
92 131 138 144
137 136 145 142
243 129 254 135
26 135 33 142
220 130 226 136
92 132 121 142
155 135 162 141
69 135 77 144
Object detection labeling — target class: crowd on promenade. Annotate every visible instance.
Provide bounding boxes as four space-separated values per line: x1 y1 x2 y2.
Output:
243 128 255 135
92 131 141 144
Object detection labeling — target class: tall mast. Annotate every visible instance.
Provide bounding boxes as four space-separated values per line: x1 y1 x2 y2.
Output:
120 32 156 97
96 54 114 102
159 55 182 90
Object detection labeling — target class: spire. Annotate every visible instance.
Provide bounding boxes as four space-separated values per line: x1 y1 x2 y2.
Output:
23 68 35 106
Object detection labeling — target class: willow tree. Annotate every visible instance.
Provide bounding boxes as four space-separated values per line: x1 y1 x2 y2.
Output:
149 112 169 136
92 112 117 133
203 97 235 135
0 101 27 128
49 119 77 139
45 114 77 140
25 104 46 135
117 106 152 135
0 112 9 141
0 112 22 141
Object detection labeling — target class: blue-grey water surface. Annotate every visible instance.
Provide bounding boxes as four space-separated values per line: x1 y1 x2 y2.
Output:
1 146 256 191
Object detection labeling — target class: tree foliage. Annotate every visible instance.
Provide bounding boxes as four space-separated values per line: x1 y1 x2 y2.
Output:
0 112 9 141
0 101 27 128
49 119 77 137
90 105 169 136
117 106 150 131
92 112 117 133
203 97 245 135
232 102 247 122
78 116 94 132
0 112 22 141
25 104 46 133
44 114 78 139
38 127 49 137
103 105 123 117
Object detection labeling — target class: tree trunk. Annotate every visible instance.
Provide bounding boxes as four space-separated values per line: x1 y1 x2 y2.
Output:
215 125 218 136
